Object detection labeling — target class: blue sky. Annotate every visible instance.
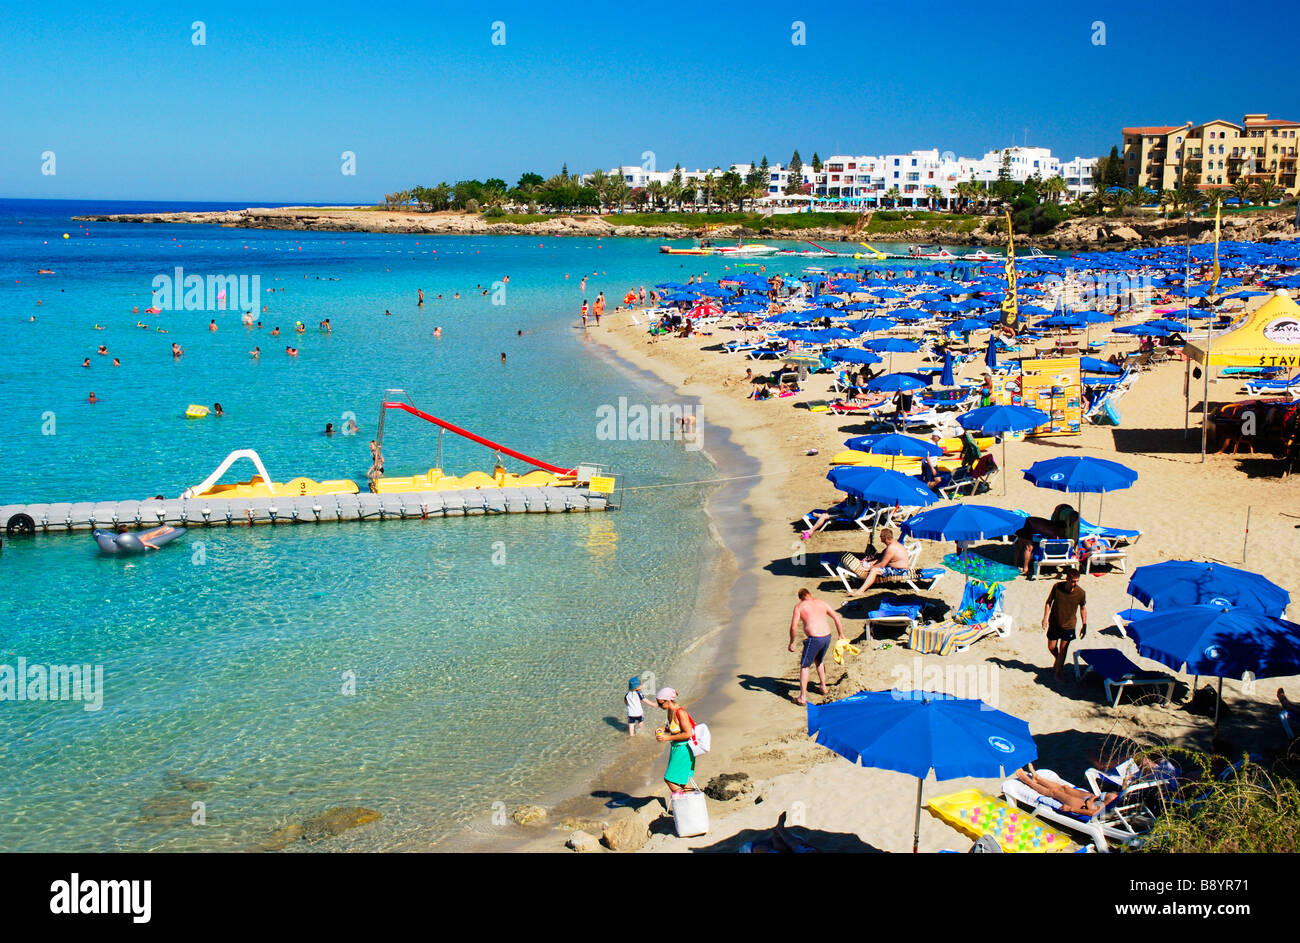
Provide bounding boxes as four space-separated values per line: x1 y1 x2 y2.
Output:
3 0 1297 201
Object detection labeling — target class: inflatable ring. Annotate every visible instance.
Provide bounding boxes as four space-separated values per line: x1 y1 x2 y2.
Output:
6 513 36 537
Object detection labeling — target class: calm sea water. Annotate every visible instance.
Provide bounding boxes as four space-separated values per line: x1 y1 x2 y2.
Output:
0 199 773 852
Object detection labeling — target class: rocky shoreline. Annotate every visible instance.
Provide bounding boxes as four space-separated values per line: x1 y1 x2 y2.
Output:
73 205 1300 250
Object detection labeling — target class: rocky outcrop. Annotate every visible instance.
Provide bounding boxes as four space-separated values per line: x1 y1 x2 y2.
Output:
704 772 754 802
72 206 1300 252
601 812 650 852
511 805 547 826
566 830 601 853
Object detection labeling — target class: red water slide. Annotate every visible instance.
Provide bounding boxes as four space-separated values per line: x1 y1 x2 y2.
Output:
380 401 576 476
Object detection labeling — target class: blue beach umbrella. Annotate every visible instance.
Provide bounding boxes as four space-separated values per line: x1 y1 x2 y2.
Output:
959 405 1051 493
899 503 1027 542
941 316 987 335
1040 314 1087 330
844 432 944 458
843 316 896 333
866 372 931 393
1126 562 1290 617
807 690 1037 852
1125 607 1300 726
1022 455 1138 524
864 337 922 353
1080 356 1121 374
984 336 1000 371
826 466 940 508
826 348 883 365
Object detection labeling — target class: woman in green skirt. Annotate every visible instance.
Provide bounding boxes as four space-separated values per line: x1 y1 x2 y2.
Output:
654 687 696 792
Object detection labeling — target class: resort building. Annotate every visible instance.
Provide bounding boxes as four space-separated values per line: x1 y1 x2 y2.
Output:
1122 113 1300 197
599 143 1095 210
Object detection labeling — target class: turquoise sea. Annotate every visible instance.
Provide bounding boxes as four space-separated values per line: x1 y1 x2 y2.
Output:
0 201 952 851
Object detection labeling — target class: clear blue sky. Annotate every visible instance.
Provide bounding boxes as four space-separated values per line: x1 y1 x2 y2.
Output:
4 0 1297 201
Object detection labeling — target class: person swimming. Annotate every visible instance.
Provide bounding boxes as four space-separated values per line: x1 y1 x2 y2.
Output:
250 346 260 359
433 326 442 337
324 422 334 436
212 403 224 416
87 391 97 403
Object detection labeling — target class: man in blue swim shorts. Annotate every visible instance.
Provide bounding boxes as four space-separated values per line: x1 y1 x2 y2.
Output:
788 588 845 706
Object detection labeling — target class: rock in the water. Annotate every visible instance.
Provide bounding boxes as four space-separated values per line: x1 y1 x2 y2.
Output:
137 795 197 827
566 830 600 853
704 772 753 802
300 806 383 843
260 824 305 851
601 813 649 852
512 805 547 826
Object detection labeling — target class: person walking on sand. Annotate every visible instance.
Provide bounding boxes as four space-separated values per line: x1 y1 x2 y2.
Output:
1043 567 1087 680
594 291 605 325
580 299 589 328
789 588 845 706
625 677 649 736
418 289 424 307
653 687 696 791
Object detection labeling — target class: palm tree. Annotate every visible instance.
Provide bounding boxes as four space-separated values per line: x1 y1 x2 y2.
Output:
1231 176 1254 208
1158 189 1179 218
664 180 683 212
926 185 943 211
646 180 665 212
702 173 716 212
884 186 901 209
1128 184 1153 209
1253 179 1282 207
1042 175 1067 204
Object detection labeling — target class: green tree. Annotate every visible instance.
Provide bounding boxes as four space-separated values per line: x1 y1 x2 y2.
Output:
784 150 803 195
1042 175 1067 204
811 152 822 173
926 185 943 210
884 186 900 209
517 172 544 191
1231 176 1254 207
1254 179 1282 206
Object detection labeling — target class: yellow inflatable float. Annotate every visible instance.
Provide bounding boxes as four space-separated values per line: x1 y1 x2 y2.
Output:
186 404 209 419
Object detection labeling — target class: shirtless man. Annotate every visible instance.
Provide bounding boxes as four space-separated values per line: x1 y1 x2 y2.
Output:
846 528 910 596
788 588 845 706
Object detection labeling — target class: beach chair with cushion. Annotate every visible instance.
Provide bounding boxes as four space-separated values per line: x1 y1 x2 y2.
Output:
819 542 942 596
1243 372 1300 396
1078 518 1141 548
1001 769 1158 853
1084 758 1180 798
1072 648 1176 706
800 498 881 536
1078 534 1128 574
864 596 924 641
1028 537 1075 580
907 579 1012 655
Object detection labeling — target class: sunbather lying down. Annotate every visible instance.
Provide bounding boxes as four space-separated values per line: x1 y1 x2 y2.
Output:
1014 768 1113 816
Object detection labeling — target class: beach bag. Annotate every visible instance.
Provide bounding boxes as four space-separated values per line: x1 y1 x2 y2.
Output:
680 711 710 756
671 788 709 837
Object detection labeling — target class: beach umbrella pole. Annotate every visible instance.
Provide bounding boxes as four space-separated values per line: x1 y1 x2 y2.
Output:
1214 676 1223 735
913 778 923 853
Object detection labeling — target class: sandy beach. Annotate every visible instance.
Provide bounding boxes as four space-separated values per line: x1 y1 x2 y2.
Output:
493 280 1300 854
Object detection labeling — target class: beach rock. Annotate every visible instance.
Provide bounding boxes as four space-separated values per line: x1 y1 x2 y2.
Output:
511 805 547 826
704 772 754 802
566 830 600 853
601 813 649 852
137 794 197 827
260 824 305 851
300 806 383 842
1109 225 1141 243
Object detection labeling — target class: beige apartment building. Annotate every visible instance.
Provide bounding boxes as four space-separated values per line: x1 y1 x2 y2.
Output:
1122 113 1299 197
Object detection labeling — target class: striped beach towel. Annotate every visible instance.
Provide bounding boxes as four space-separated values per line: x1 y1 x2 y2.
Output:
909 620 990 656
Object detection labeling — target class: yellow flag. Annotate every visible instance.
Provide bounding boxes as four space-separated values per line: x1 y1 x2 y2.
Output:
1211 202 1221 291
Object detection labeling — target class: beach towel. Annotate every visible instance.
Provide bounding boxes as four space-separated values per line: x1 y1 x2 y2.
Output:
831 638 860 665
909 620 990 656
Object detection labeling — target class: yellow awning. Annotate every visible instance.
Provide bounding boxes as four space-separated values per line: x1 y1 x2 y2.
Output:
1185 291 1300 368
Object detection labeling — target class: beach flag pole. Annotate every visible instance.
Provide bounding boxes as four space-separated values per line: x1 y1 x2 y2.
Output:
1243 506 1251 564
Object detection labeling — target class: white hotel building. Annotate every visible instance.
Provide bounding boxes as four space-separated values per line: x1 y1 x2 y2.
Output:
598 147 1096 208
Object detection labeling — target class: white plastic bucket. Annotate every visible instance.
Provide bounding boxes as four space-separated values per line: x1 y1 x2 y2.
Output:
671 789 709 838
